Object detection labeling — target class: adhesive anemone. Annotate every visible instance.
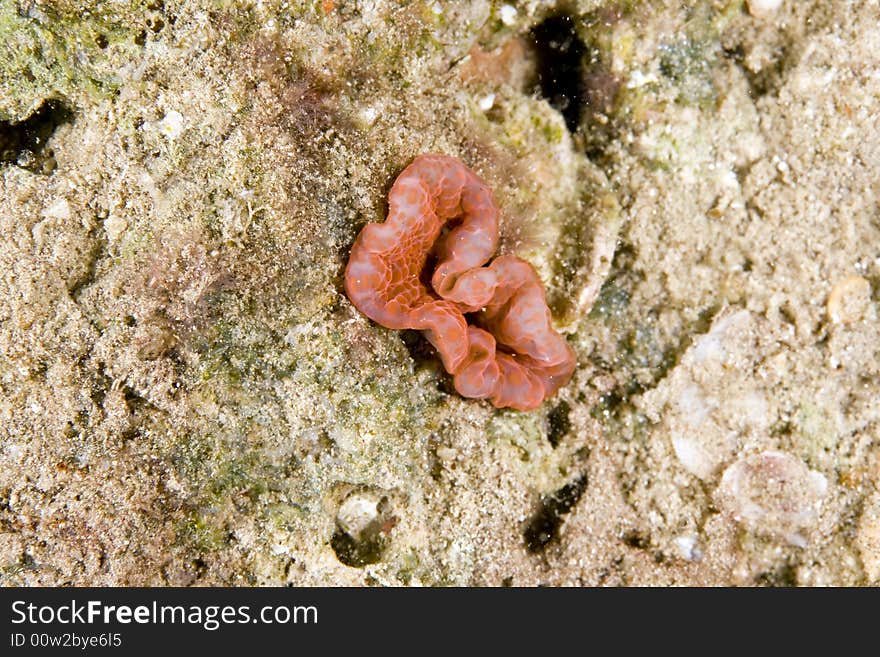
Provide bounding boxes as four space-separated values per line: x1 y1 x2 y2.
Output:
345 154 575 411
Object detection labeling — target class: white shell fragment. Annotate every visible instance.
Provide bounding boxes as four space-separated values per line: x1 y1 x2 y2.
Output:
336 492 380 540
648 309 764 480
747 0 783 18
499 4 517 26
826 275 872 324
718 450 827 547
104 213 128 242
42 197 71 221
155 110 185 141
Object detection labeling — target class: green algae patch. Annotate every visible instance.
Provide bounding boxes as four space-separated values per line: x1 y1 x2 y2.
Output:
488 411 588 496
0 0 150 120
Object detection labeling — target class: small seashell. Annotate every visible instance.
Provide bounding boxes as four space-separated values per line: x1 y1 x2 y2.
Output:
499 4 518 26
826 274 872 324
337 493 380 541
104 213 128 242
747 0 783 18
718 450 827 546
155 109 184 141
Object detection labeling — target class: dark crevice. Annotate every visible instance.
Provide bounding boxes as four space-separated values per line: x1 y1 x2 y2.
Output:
722 41 795 99
330 494 395 568
529 11 623 164
0 99 72 173
755 561 798 587
68 228 107 301
530 14 587 134
523 475 588 553
330 530 383 568
622 530 649 550
87 362 114 409
589 235 725 419
546 400 571 448
122 383 159 414
399 329 449 395
590 302 720 428
191 558 208 579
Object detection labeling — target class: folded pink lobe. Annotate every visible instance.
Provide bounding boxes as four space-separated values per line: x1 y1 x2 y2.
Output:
344 154 576 410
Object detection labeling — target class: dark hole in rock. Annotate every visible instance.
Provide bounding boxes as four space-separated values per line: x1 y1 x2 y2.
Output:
622 530 649 549
530 14 587 133
330 529 384 568
722 41 794 99
755 562 798 587
400 328 438 365
546 400 572 448
0 98 72 174
523 474 588 553
400 329 450 393
191 558 208 578
331 492 395 568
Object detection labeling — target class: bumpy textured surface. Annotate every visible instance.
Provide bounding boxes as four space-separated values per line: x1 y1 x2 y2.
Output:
3 0 879 589
345 154 576 411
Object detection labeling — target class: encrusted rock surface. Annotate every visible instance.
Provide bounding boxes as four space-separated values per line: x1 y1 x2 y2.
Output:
1 0 878 586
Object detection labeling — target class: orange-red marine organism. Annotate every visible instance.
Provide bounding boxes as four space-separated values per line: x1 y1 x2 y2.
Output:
344 154 575 411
